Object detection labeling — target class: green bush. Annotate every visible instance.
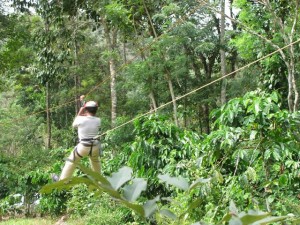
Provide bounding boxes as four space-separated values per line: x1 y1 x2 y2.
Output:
80 193 133 225
38 190 70 217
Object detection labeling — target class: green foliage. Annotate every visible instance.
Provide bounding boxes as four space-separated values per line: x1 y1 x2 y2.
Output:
41 165 157 221
194 90 300 222
3 0 300 223
38 190 69 217
69 189 131 225
125 114 200 197
41 165 298 225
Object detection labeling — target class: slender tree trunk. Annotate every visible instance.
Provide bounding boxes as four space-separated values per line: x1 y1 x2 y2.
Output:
166 72 178 126
74 38 81 112
220 0 227 105
73 14 81 113
110 57 117 127
229 0 238 78
202 104 210 134
289 0 299 111
144 0 178 124
142 0 158 38
44 15 51 150
149 91 157 112
102 18 118 127
258 0 299 111
133 18 158 112
46 81 51 149
123 42 127 63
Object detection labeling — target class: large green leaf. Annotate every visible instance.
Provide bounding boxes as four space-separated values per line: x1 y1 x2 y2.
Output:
120 199 145 217
291 218 300 225
159 209 177 220
76 162 112 186
229 217 243 225
143 196 160 217
123 178 147 202
229 201 239 215
40 177 95 194
76 162 125 199
239 211 270 225
189 177 211 191
185 198 202 213
158 174 189 191
107 166 133 190
221 213 233 223
250 216 290 225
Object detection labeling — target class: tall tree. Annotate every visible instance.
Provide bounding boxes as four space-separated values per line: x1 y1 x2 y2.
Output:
219 0 227 105
232 0 300 112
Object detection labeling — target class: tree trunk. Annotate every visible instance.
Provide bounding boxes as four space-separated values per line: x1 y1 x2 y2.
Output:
72 0 81 115
229 0 238 78
110 57 117 127
198 51 217 134
253 0 299 111
149 91 157 112
166 72 178 126
73 14 81 113
74 40 81 112
202 103 210 134
220 0 227 105
133 18 157 112
46 81 51 149
102 18 118 127
289 1 299 111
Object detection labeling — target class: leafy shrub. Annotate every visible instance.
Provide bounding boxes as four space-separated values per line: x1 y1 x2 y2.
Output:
38 190 70 217
41 165 300 225
126 114 200 198
80 193 133 225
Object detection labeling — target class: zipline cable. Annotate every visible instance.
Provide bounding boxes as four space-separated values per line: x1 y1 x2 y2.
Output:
97 38 300 138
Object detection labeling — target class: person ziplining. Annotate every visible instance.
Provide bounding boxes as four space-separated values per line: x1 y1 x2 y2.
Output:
54 95 102 181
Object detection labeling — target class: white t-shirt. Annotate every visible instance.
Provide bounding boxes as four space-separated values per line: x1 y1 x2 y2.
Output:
72 116 101 141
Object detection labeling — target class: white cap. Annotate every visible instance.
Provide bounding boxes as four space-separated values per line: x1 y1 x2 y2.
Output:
85 101 98 107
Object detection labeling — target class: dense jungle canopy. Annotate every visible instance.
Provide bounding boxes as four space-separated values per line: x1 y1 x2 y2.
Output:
1 0 300 224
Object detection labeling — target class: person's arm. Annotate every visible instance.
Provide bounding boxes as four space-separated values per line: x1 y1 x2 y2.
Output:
77 106 86 116
77 95 86 116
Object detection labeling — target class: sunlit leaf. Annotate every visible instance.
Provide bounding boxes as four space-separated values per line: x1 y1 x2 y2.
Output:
158 174 189 191
240 212 270 225
250 215 289 225
40 177 95 194
229 201 239 215
76 163 111 186
107 166 132 190
123 178 147 202
185 198 202 214
143 196 160 217
159 209 177 220
229 217 243 225
189 177 211 191
121 200 145 217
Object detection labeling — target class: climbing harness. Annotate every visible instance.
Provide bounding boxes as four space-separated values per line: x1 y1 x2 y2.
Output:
71 137 100 161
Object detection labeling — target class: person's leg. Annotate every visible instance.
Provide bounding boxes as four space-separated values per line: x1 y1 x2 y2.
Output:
89 144 101 174
59 144 89 180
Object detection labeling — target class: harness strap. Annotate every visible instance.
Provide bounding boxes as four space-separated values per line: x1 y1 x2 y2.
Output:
70 146 83 162
80 138 99 142
88 142 94 156
68 142 99 163
80 141 97 156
